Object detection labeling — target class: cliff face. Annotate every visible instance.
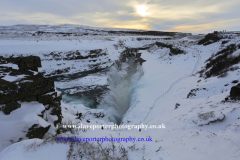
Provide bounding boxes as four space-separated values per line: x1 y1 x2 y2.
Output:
0 55 62 150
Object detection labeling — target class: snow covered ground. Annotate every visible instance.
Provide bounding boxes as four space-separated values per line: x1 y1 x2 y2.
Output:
0 25 240 160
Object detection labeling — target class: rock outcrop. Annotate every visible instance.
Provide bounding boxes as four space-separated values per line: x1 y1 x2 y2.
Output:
198 33 221 45
120 48 146 65
0 74 56 104
0 55 62 141
0 101 21 115
5 56 41 72
155 42 185 55
230 83 240 98
26 124 51 139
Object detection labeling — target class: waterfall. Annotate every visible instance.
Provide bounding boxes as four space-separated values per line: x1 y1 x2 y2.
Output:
97 57 143 124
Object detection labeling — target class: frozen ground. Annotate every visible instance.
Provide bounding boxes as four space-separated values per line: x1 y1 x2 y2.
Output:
0 25 240 160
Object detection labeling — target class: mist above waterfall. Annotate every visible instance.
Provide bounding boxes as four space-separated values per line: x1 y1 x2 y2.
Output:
97 57 143 124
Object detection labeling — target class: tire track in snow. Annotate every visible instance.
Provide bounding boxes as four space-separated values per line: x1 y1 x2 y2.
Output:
141 48 201 123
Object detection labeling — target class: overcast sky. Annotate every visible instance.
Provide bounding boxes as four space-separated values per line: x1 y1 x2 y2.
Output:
0 0 239 33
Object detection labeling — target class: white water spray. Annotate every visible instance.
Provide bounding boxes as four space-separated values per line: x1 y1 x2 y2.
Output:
98 57 143 124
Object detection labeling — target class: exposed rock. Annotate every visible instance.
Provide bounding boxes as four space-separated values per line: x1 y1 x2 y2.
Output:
198 111 215 120
135 53 141 58
222 40 229 44
198 33 221 45
0 80 19 104
0 55 62 141
175 103 180 109
124 48 137 57
4 56 41 72
134 58 146 65
0 74 55 104
38 92 56 105
43 49 107 61
26 124 51 139
191 111 225 126
187 88 208 98
48 68 106 81
18 56 41 71
155 42 185 55
47 67 71 76
119 48 146 66
232 80 239 84
200 43 240 78
63 85 108 109
1 101 21 115
230 83 240 98
198 111 225 126
121 54 127 62
51 105 62 127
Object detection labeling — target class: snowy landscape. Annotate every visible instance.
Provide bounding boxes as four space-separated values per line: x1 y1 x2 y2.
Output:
0 24 240 160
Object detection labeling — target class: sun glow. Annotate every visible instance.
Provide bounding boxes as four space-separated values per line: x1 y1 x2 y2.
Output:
136 5 150 16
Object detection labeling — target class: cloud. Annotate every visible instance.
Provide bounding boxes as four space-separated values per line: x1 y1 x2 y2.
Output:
168 18 240 33
0 0 239 33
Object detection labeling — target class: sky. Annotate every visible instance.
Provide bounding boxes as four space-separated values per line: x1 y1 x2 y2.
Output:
0 0 240 33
